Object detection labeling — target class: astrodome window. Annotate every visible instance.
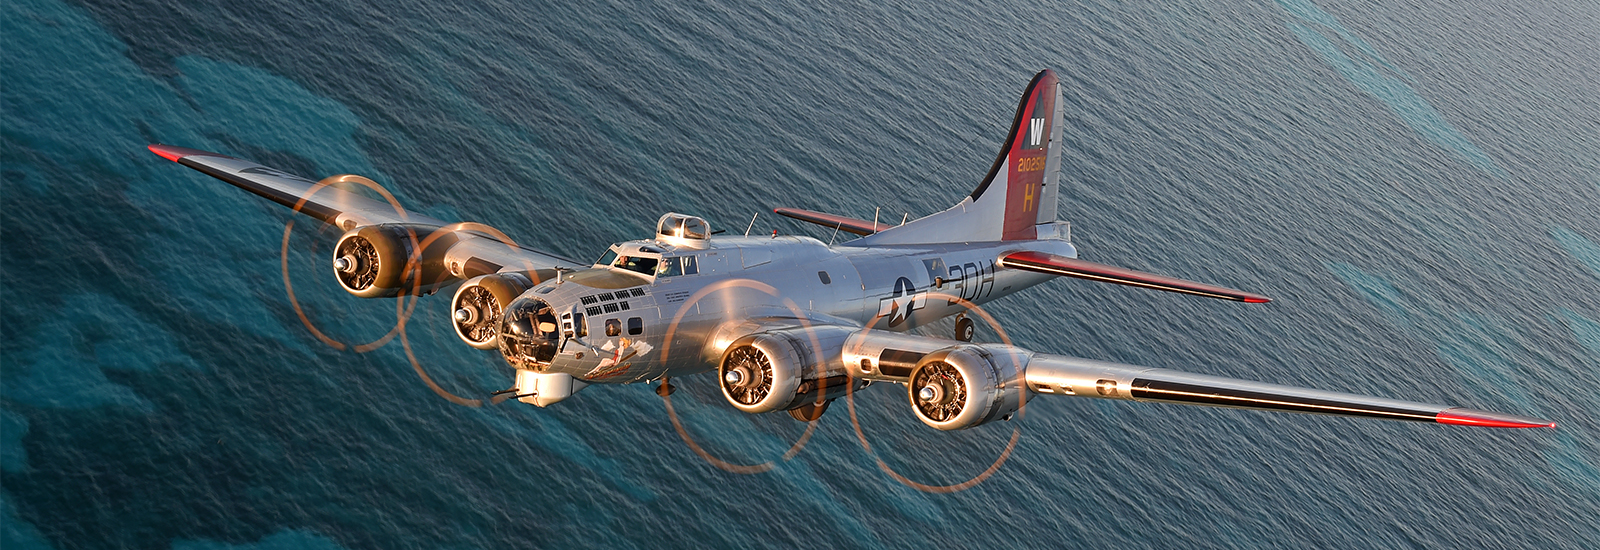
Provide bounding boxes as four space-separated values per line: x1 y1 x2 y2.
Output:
655 213 711 248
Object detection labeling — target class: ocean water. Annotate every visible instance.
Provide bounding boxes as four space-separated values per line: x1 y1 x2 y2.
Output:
3 0 1597 548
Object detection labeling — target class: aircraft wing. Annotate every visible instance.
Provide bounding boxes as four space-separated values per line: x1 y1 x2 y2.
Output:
1019 353 1553 428
148 144 451 229
149 144 583 294
834 330 1553 430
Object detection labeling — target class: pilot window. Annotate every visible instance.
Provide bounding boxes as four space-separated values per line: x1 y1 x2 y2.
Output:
613 255 658 276
657 257 681 277
627 317 643 335
655 256 701 278
595 249 618 267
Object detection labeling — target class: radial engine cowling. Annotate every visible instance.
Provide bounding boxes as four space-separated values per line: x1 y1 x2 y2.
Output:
718 327 854 414
332 224 460 298
908 345 1026 430
450 271 553 349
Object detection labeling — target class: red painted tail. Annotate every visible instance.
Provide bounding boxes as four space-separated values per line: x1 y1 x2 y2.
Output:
863 70 1065 245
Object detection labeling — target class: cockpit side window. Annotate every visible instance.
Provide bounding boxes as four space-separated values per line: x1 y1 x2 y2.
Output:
613 255 658 276
595 248 619 268
655 256 700 278
657 256 682 277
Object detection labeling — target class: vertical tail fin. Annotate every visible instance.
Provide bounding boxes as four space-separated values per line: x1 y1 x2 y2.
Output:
862 70 1064 245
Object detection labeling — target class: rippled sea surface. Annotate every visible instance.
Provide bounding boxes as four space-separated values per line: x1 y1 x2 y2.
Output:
4 0 1597 548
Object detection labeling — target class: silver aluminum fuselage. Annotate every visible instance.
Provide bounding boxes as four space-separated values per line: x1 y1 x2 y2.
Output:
518 235 1074 384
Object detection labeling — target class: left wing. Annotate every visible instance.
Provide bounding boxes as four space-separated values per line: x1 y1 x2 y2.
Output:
834 329 1552 430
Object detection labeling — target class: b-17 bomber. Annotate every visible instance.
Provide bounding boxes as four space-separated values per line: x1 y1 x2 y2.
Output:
149 69 1552 483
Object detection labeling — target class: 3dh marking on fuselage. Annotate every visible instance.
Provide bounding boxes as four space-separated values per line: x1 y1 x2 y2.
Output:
941 259 996 304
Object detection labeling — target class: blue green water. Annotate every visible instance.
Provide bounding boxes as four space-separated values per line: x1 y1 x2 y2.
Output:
4 0 1597 548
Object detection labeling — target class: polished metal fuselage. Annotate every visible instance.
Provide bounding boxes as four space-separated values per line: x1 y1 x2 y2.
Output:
520 235 1075 384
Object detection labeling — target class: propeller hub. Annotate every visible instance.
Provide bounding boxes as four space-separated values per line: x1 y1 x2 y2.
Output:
454 306 478 325
334 255 358 273
724 367 748 386
919 384 944 404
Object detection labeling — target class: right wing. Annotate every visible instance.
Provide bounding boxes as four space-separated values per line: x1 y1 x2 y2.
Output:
148 144 583 279
148 144 441 229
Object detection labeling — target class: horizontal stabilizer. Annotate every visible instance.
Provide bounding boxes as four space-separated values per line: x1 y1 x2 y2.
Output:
774 208 891 236
999 251 1271 303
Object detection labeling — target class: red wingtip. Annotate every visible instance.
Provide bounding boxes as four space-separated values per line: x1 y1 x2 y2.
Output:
1436 408 1556 429
148 144 186 162
147 144 229 162
1242 296 1272 304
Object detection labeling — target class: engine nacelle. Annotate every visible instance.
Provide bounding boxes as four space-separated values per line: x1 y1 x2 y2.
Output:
908 345 1026 430
331 224 460 298
718 326 855 414
450 271 554 349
